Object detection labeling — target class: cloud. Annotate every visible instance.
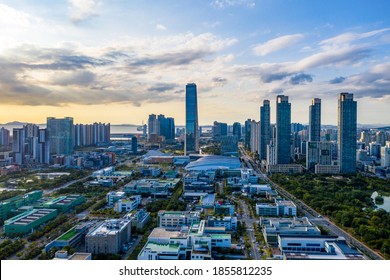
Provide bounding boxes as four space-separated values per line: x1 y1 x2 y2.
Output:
68 0 101 23
212 77 228 87
51 71 96 86
290 73 313 85
320 28 390 47
156 24 167 31
253 34 304 56
329 76 346 84
147 83 178 93
210 0 255 9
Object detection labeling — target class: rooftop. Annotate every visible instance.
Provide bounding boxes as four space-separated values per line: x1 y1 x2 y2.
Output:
149 227 188 239
143 241 180 253
185 155 241 171
58 228 77 241
87 219 130 237
68 253 92 260
5 209 57 226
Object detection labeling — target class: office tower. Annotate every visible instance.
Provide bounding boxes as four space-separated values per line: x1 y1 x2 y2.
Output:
291 123 304 133
267 143 276 165
260 100 271 161
12 128 26 164
166 117 175 141
244 119 252 149
276 95 291 164
212 121 227 139
47 117 74 156
309 98 321 142
250 120 260 154
185 83 199 154
338 93 357 173
132 136 138 155
232 122 242 141
381 144 390 167
38 129 50 164
0 127 10 147
376 131 386 146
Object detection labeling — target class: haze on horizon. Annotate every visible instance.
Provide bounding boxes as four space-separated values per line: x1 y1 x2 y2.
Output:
1 0 390 126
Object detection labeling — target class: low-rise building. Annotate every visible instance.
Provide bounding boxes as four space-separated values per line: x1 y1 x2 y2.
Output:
184 182 215 193
43 195 85 213
243 184 272 195
256 200 297 217
45 223 89 252
124 209 151 230
260 217 321 246
315 164 340 174
158 210 200 228
4 208 57 236
124 179 169 198
0 190 43 221
106 191 125 206
114 195 141 213
85 219 132 255
207 216 237 231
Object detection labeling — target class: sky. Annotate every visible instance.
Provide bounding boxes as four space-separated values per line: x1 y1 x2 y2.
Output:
1 0 390 126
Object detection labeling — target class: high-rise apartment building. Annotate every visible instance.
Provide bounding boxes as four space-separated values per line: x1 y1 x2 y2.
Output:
147 114 175 143
47 117 74 156
185 83 199 154
276 95 291 164
309 98 321 142
0 127 10 147
212 121 228 139
74 123 110 147
12 128 26 164
338 93 357 173
306 141 332 170
381 144 390 167
232 122 242 141
250 120 260 155
260 100 271 161
244 119 252 149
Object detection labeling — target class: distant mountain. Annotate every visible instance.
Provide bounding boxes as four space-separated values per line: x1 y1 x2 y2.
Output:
112 124 139 126
3 121 27 126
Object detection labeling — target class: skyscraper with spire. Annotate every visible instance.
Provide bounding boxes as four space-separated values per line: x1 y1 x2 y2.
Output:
185 83 199 154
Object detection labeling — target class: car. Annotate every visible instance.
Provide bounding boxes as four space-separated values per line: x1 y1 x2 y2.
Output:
318 215 322 218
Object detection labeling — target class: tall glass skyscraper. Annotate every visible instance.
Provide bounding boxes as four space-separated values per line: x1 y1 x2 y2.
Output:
47 117 74 156
309 98 321 142
260 100 271 161
338 93 357 173
185 83 199 154
276 95 291 164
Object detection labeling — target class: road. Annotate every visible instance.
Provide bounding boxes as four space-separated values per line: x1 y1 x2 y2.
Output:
236 198 262 260
239 145 385 260
43 176 90 195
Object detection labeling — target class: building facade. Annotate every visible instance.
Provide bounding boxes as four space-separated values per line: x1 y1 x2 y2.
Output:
185 83 199 154
276 95 291 164
260 100 271 161
338 93 357 173
47 117 74 156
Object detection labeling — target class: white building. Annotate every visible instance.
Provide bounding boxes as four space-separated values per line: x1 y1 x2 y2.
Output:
114 195 141 213
381 144 390 167
207 216 238 231
106 191 125 206
256 200 297 217
158 211 200 228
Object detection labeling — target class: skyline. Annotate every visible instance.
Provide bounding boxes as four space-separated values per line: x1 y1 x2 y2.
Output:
1 1 390 125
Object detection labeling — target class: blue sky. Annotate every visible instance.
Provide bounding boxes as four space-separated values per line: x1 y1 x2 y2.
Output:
0 0 390 125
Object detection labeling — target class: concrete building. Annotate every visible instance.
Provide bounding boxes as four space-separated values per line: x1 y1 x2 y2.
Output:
158 211 201 228
123 179 169 198
206 216 237 231
260 217 321 246
256 200 297 217
124 209 151 230
250 120 260 154
338 93 357 173
85 219 132 255
114 196 141 213
315 164 340 174
4 209 57 236
106 191 125 206
306 141 332 171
